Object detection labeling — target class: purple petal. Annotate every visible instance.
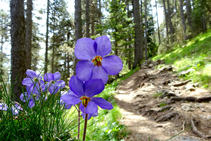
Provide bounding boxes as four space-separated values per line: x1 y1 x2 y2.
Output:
64 103 72 109
95 35 111 57
29 83 41 94
84 79 104 98
91 97 113 110
55 80 65 89
26 69 37 78
28 99 35 108
102 55 123 75
75 38 96 60
20 92 32 102
14 104 23 110
54 72 61 81
49 84 59 94
60 94 81 105
0 103 8 110
80 101 98 114
69 76 84 97
67 90 77 96
11 107 19 115
81 111 98 120
44 73 53 82
92 66 108 84
76 61 94 82
22 78 33 86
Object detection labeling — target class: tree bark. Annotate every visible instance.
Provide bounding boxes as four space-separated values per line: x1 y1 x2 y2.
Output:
179 0 187 40
25 0 32 69
186 0 192 30
74 0 82 75
163 0 169 41
167 0 174 42
126 0 132 70
10 0 26 101
45 0 50 74
144 0 148 60
132 0 143 68
98 0 102 35
155 0 161 45
86 0 90 37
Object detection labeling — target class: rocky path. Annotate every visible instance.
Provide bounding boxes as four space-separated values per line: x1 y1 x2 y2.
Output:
115 60 211 141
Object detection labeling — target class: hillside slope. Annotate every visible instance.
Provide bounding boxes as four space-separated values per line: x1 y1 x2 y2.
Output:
115 31 211 141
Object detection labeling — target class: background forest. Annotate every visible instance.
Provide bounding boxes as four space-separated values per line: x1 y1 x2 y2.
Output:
0 0 210 100
0 0 211 140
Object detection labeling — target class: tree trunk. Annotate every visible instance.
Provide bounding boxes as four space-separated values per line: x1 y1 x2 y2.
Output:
74 0 82 75
86 0 90 37
179 0 187 40
186 0 192 30
163 0 169 41
140 0 144 60
126 0 132 70
45 0 50 74
155 0 161 45
10 0 26 101
144 0 148 60
98 0 102 35
167 0 174 42
51 9 55 73
91 4 95 37
25 0 32 69
132 0 143 68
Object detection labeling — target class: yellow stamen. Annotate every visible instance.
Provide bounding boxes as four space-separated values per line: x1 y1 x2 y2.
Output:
92 56 103 67
80 96 91 107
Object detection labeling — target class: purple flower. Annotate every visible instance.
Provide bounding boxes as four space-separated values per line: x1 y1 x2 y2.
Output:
0 103 8 111
75 35 123 84
20 85 44 108
22 69 44 95
61 76 113 114
0 103 22 115
44 72 65 94
20 92 37 108
11 104 23 115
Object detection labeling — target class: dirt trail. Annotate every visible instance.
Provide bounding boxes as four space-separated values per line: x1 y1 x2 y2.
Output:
115 60 211 141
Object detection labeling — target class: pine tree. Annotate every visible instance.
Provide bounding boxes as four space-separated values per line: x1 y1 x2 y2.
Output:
10 0 26 101
133 0 143 68
74 0 82 75
25 0 32 69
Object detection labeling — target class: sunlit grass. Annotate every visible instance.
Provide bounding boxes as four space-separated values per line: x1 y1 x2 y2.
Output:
153 30 211 89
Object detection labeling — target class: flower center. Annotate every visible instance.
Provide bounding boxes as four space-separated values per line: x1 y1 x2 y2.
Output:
33 77 38 82
80 96 91 107
92 56 102 67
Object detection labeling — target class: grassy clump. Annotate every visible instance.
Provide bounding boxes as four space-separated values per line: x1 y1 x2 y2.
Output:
153 30 211 89
152 92 163 98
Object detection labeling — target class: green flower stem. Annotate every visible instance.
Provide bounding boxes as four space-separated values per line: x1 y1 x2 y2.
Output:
78 110 80 140
76 105 80 140
82 114 88 141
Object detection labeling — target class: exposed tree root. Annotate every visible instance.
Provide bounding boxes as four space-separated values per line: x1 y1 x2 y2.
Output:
156 105 173 113
155 112 179 122
171 80 191 87
169 96 211 103
191 119 206 138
